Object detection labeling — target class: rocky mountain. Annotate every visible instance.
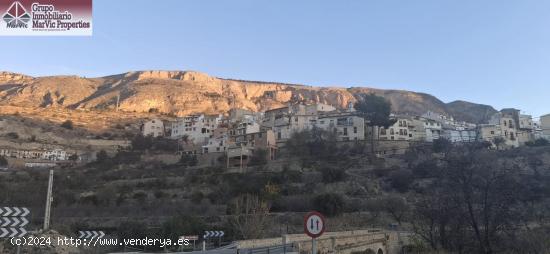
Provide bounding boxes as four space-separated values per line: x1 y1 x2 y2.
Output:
0 70 497 123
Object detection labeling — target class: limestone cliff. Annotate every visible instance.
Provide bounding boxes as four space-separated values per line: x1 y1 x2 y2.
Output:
0 70 497 123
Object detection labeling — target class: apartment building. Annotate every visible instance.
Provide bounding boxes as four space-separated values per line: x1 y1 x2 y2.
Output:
316 112 365 141
263 103 336 143
141 118 165 137
171 114 222 144
378 116 414 141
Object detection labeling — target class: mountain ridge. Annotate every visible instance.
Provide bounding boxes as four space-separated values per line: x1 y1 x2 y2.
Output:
0 70 497 123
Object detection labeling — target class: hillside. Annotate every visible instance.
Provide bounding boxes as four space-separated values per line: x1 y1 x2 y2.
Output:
0 70 497 123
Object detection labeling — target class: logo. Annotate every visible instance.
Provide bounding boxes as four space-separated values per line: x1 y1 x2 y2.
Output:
3 1 30 28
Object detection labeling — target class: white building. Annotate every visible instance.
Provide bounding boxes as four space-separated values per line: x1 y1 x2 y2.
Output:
316 112 365 141
541 114 550 140
141 119 165 137
42 149 68 161
171 114 223 144
378 116 414 141
263 103 336 143
488 112 520 147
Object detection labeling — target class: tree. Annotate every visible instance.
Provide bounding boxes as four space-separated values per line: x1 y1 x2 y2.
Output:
131 134 153 151
493 136 505 150
228 193 271 239
61 120 73 129
354 93 395 154
248 148 268 166
96 150 109 162
380 195 409 225
432 138 452 154
0 156 7 167
389 169 414 193
412 144 535 253
313 193 345 217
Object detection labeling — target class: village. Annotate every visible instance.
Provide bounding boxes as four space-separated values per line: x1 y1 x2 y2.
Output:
3 101 547 171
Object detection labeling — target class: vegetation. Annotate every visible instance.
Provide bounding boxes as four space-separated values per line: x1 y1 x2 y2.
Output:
0 156 7 167
313 193 345 217
61 120 74 129
354 93 395 153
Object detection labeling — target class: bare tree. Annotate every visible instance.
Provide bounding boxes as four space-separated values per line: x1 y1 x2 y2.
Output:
229 193 271 239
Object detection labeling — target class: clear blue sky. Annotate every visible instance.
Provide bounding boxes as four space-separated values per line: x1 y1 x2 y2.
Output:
1 0 549 118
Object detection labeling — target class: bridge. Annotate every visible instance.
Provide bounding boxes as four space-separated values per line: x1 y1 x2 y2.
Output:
233 229 409 254
110 229 410 254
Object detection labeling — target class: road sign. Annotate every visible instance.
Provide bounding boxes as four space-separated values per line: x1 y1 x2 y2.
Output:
181 235 199 241
0 217 29 227
0 207 30 238
0 227 27 238
203 230 224 238
304 211 325 238
78 230 105 239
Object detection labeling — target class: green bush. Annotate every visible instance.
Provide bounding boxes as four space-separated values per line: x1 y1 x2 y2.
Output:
313 193 345 217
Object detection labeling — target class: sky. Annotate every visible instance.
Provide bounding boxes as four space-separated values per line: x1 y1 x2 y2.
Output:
1 0 549 118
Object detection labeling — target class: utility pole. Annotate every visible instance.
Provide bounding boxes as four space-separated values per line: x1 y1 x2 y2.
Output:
239 144 243 172
43 169 54 231
116 94 120 112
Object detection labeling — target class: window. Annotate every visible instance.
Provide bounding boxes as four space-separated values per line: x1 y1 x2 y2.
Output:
343 128 348 136
277 132 281 139
399 129 403 135
490 131 495 135
354 127 357 134
390 128 394 135
380 129 386 135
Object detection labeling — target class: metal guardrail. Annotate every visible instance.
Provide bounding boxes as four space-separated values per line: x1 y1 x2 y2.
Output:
241 243 296 254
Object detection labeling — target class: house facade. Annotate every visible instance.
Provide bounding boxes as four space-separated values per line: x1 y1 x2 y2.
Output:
171 114 222 144
141 119 165 137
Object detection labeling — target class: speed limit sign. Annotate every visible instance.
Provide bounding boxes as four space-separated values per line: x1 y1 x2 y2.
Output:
304 211 325 238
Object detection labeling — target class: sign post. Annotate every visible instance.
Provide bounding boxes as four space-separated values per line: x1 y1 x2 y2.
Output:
304 211 325 254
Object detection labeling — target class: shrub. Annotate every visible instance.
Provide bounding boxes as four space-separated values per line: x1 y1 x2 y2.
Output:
190 191 204 204
0 156 7 167
61 120 74 129
133 191 147 202
526 138 550 147
432 138 452 153
180 154 198 167
6 132 19 139
154 190 166 199
131 135 153 151
411 160 437 178
312 193 345 217
319 166 346 183
96 150 109 163
161 215 205 242
389 169 414 192
248 149 268 166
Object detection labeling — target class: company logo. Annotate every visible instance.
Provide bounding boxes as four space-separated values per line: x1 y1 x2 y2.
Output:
3 1 30 28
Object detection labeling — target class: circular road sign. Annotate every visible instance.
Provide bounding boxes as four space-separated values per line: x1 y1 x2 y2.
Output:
304 211 326 238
